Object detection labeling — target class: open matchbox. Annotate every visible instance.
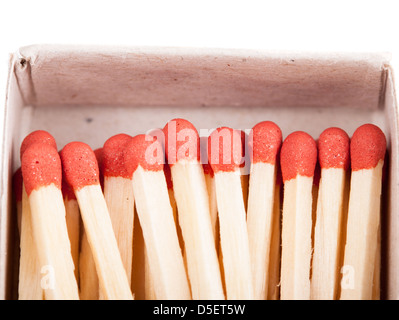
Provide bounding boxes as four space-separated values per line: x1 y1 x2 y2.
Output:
0 44 398 300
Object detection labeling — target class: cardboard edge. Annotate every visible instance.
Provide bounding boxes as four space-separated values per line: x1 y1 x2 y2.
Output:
0 54 18 300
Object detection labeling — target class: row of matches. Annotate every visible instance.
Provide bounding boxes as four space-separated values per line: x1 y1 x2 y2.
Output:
13 119 386 300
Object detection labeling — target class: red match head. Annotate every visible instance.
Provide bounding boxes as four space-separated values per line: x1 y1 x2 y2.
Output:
124 134 164 176
20 130 57 161
163 118 200 165
350 124 386 171
102 134 132 179
12 167 23 202
280 131 317 182
208 127 243 173
147 128 165 147
248 121 282 164
60 142 100 191
21 143 62 195
318 127 350 170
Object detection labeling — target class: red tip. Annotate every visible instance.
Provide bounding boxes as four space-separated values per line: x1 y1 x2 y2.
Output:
147 128 165 147
124 134 164 176
248 121 282 164
102 134 132 178
351 124 386 171
21 143 62 195
163 118 200 165
318 127 350 170
12 167 23 202
20 130 57 160
280 131 317 182
60 142 100 190
208 127 243 173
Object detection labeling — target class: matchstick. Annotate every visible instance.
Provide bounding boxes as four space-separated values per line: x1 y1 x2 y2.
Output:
340 124 386 300
200 136 226 294
102 134 135 288
246 121 282 300
311 127 350 300
280 131 317 300
148 128 184 251
62 176 81 284
163 162 184 253
200 136 219 249
208 126 253 300
18 130 60 300
78 229 99 300
123 134 191 300
21 143 79 300
163 119 224 300
267 163 282 300
60 142 133 300
131 210 146 299
18 185 44 300
78 147 104 300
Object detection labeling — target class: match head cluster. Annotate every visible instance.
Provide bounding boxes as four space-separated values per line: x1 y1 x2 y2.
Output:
17 121 387 195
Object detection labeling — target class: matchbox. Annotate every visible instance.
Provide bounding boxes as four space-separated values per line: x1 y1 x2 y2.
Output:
0 45 398 299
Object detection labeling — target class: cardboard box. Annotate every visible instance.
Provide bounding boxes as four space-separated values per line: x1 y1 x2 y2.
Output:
1 44 398 299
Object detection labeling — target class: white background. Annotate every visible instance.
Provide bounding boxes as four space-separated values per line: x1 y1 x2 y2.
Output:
1 0 399 142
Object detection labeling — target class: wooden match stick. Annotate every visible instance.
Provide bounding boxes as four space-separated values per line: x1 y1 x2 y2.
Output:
268 163 282 300
102 134 135 289
78 147 103 300
163 162 184 253
18 130 59 300
18 185 44 300
311 127 350 300
163 119 224 300
200 136 219 249
208 126 253 300
148 128 184 252
21 143 79 300
280 131 317 300
246 121 282 300
61 176 81 284
60 142 133 300
123 134 191 300
340 124 386 300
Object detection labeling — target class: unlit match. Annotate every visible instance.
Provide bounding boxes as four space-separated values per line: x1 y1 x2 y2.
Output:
164 119 224 300
340 124 386 300
208 126 253 300
247 121 282 300
60 141 133 300
21 142 79 300
124 134 191 300
311 127 350 300
102 134 135 290
280 131 317 300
